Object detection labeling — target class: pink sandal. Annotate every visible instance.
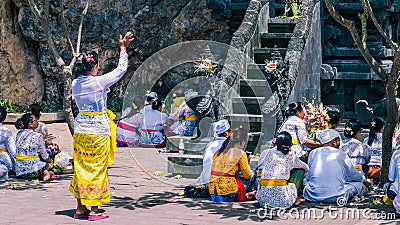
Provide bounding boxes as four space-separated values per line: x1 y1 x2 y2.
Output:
88 214 109 221
73 213 89 219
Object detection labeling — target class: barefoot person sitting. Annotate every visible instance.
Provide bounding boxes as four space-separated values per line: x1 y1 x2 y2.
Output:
256 131 309 209
303 129 365 203
14 113 59 181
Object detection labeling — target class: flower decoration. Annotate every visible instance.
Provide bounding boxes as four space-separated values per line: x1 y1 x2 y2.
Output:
85 54 95 63
394 124 400 142
194 57 219 78
303 97 330 141
77 55 83 61
265 61 277 71
345 127 352 132
371 121 376 127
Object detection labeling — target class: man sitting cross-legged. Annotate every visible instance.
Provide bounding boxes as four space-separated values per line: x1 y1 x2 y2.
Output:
303 129 365 204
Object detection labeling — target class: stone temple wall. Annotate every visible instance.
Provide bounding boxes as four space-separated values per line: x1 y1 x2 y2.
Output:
0 0 231 105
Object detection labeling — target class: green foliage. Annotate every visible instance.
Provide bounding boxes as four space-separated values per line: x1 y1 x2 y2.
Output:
41 101 63 113
0 99 29 113
0 99 63 113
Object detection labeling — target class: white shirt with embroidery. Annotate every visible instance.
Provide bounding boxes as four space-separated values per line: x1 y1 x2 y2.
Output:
72 51 128 135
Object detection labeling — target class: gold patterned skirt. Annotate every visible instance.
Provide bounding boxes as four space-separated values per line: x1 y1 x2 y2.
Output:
69 133 110 206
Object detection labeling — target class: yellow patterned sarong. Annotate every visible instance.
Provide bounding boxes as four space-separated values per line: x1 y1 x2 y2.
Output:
79 109 117 165
69 133 110 206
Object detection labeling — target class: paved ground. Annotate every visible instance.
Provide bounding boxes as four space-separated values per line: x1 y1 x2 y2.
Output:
0 122 399 224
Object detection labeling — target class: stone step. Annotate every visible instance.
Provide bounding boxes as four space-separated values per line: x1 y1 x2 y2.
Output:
272 3 286 9
246 63 266 80
260 33 292 48
268 17 298 24
167 154 203 177
324 47 381 58
268 18 297 33
261 32 293 39
325 60 370 73
178 142 208 155
333 72 371 80
270 3 295 18
167 153 259 178
230 2 251 10
166 136 199 152
232 96 264 115
239 79 267 97
228 113 263 133
334 3 362 10
227 21 242 30
231 0 251 3
253 47 287 64
167 131 263 154
4 112 66 123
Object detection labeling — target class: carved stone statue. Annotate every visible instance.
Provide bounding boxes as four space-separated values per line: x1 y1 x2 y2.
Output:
264 45 289 104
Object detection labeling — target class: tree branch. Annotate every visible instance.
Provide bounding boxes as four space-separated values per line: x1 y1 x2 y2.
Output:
60 0 76 57
28 0 44 24
358 11 368 48
362 0 399 51
76 1 90 54
70 0 91 67
324 0 386 79
28 0 65 68
44 0 49 23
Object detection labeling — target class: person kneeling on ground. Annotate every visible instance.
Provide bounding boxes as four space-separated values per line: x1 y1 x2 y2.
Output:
256 131 309 209
208 127 256 202
15 113 59 181
303 129 365 204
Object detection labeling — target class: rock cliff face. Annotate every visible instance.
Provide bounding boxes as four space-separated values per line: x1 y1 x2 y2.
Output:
0 0 231 106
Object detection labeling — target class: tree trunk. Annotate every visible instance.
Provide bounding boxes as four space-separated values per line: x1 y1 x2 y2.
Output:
382 75 397 183
62 67 75 135
382 53 400 183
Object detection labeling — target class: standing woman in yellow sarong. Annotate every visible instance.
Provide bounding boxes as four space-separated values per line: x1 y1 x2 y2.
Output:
69 32 134 221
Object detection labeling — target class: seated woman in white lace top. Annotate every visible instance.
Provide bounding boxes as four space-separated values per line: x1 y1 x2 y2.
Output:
256 131 309 209
15 113 59 181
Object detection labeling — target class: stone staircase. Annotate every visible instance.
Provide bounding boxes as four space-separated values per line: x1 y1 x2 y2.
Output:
228 17 298 154
166 0 321 177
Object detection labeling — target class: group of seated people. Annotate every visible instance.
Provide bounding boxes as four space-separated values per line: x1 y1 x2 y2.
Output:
116 89 200 149
194 101 400 214
0 104 68 182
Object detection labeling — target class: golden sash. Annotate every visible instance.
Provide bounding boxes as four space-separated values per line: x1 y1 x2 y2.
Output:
259 179 287 186
79 109 117 165
185 115 198 120
0 147 7 153
292 138 300 145
354 165 362 171
16 154 39 161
